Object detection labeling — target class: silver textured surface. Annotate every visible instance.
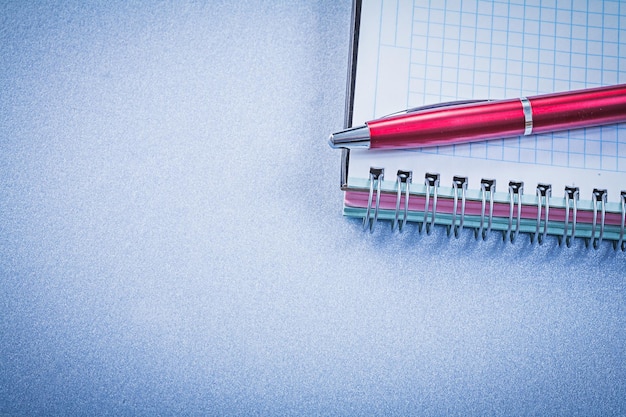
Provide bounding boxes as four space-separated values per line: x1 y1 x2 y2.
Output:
1 2 624 415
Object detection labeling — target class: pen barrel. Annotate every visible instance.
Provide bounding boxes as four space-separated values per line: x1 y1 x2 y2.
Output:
530 83 626 134
368 99 526 149
367 83 626 150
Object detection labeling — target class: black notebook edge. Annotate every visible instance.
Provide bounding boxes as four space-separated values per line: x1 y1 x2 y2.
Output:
340 0 362 189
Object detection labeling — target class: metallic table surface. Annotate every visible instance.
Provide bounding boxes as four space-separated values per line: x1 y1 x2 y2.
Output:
1 1 624 415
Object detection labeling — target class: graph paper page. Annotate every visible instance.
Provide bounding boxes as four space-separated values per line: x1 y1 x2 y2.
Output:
348 0 626 203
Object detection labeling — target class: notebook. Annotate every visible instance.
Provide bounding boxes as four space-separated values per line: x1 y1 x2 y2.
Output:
336 0 626 248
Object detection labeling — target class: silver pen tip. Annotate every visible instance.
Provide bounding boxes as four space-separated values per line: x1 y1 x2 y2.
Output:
328 125 371 149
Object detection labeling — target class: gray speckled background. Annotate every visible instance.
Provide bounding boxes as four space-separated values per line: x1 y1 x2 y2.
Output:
1 1 624 415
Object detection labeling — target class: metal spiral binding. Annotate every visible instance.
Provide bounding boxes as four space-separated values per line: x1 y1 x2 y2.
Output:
421 173 440 235
559 186 579 247
363 167 384 232
392 170 412 232
615 191 626 251
448 176 468 238
358 168 626 249
476 179 496 240
504 181 524 243
533 183 552 245
587 188 607 249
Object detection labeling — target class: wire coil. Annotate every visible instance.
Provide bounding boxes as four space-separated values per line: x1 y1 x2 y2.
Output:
392 170 412 232
358 167 625 250
476 179 496 240
363 167 383 232
421 173 440 235
559 186 579 247
504 181 524 243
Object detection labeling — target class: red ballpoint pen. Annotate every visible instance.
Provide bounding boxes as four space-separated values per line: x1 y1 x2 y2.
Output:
329 83 626 150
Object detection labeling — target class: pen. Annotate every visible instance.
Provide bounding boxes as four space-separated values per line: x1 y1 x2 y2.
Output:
329 83 626 150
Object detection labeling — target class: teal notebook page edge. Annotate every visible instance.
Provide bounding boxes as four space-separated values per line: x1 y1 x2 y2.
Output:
346 0 626 214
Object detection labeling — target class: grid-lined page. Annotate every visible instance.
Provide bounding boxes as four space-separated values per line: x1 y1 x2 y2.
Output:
349 0 626 202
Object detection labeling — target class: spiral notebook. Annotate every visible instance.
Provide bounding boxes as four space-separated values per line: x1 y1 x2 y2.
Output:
338 0 626 248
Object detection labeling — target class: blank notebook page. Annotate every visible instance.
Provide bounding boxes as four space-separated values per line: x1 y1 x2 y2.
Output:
348 0 626 204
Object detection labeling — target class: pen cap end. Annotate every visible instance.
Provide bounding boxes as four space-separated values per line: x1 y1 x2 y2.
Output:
328 125 371 149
